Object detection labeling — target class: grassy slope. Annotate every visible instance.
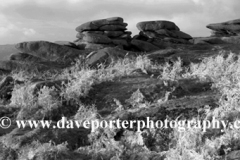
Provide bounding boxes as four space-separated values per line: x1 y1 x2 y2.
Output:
1 51 240 159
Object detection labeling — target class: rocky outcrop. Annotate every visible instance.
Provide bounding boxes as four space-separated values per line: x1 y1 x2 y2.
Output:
207 19 240 37
131 39 160 52
54 41 79 49
0 60 52 72
9 52 46 62
0 41 93 72
15 41 87 64
198 19 240 45
75 17 132 50
132 20 192 52
137 21 180 31
86 46 136 67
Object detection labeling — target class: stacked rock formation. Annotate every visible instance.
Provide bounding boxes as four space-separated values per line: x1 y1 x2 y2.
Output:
194 18 240 45
207 19 240 37
75 17 132 50
131 20 192 52
0 41 91 73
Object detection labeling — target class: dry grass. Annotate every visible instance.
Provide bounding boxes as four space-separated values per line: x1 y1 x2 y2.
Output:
6 51 240 160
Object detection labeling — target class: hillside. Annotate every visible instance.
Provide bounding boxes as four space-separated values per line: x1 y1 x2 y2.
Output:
0 44 18 61
1 17 240 160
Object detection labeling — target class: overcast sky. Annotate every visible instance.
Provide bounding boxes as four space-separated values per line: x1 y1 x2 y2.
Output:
0 0 239 44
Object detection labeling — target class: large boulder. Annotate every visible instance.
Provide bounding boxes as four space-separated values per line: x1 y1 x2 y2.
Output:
137 20 180 31
146 49 178 63
86 47 134 67
54 41 79 49
15 41 87 64
193 36 240 45
75 17 131 50
155 29 176 38
0 60 42 71
0 60 62 73
75 41 114 50
171 30 192 40
131 39 160 52
207 18 240 36
163 37 191 44
9 52 46 62
112 39 130 48
140 30 192 40
134 20 192 48
76 17 125 32
103 31 125 38
79 32 112 44
99 24 127 31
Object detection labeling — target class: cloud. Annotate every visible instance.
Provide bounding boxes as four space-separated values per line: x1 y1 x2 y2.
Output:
23 28 36 36
0 0 240 44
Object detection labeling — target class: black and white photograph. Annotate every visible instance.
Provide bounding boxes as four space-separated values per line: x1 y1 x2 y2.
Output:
0 0 240 159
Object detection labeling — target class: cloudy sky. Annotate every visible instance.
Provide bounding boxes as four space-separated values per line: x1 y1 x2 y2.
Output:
0 0 239 44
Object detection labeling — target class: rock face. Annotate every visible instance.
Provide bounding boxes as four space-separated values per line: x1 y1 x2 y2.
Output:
54 41 79 49
76 17 124 32
132 20 192 52
75 17 132 50
195 19 240 45
137 21 180 31
86 46 135 67
0 41 92 73
15 41 85 64
0 60 49 72
131 39 160 52
207 19 240 37
9 52 46 62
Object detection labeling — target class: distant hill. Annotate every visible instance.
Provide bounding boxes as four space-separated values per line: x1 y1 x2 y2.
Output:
0 44 18 60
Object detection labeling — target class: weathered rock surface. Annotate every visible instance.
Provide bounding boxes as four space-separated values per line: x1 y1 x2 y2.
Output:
54 41 79 49
205 19 240 45
137 21 180 31
104 31 125 38
99 24 127 31
81 33 112 44
146 43 240 65
75 17 124 32
75 41 114 50
15 41 87 64
131 39 160 52
75 17 132 50
133 20 192 51
9 52 46 62
194 36 240 45
112 39 130 48
86 47 132 67
0 60 51 72
207 18 240 36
